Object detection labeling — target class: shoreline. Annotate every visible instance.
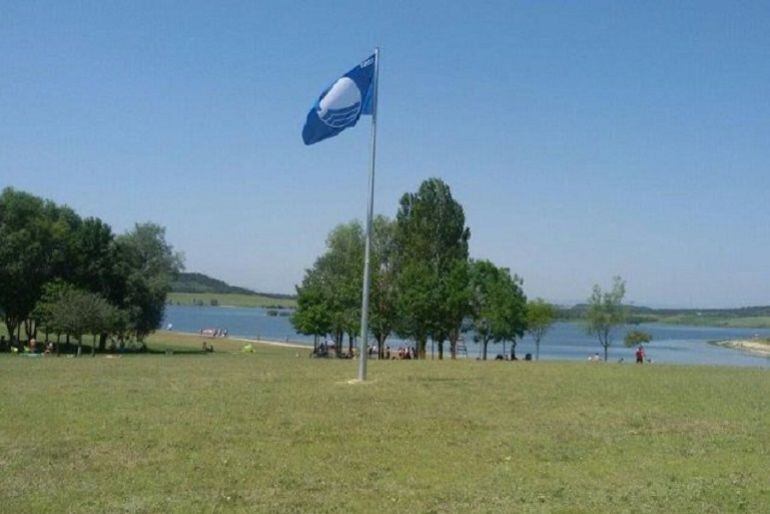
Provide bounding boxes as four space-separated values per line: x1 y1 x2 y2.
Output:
169 330 310 350
711 339 770 358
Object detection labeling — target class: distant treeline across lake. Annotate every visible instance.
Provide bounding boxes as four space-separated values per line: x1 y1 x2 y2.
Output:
164 305 770 367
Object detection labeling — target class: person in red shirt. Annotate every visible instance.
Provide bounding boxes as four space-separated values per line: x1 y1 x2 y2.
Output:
635 345 645 364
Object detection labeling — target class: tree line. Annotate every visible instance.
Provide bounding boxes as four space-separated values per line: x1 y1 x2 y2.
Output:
292 178 559 360
0 187 182 355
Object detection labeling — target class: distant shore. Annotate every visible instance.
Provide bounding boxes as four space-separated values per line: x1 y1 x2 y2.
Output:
712 339 770 358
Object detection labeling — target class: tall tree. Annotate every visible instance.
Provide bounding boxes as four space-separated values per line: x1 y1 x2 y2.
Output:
433 260 471 360
291 270 332 351
0 188 80 342
586 276 627 361
292 221 364 354
469 260 527 360
368 216 398 357
115 223 183 340
526 298 556 360
394 178 470 358
394 260 440 357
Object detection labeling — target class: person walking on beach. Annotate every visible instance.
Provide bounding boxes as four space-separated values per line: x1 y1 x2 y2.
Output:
635 345 645 364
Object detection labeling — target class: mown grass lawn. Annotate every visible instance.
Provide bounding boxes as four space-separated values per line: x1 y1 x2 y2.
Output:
1 333 768 513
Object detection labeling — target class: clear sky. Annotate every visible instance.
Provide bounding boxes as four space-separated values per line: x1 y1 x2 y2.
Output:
2 1 769 307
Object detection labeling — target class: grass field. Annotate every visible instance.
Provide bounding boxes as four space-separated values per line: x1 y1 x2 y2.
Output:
1 332 769 513
656 314 770 329
167 292 296 309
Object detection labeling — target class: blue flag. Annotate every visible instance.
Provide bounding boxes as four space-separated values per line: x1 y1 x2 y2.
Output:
302 54 376 145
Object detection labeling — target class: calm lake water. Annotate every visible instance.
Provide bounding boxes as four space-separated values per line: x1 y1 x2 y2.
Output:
163 305 770 368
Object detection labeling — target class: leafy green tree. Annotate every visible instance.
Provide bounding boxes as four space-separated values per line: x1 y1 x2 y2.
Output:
526 299 556 360
115 223 183 340
394 178 470 358
624 329 652 348
321 221 364 353
368 216 398 357
34 280 76 351
432 260 471 360
292 270 332 350
586 276 627 361
1 189 183 350
0 188 81 342
394 260 440 357
70 217 117 294
292 221 364 354
69 217 129 350
469 260 527 360
35 284 114 356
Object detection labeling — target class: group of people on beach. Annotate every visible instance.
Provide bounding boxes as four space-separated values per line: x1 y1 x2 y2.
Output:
391 346 416 359
199 327 228 337
368 345 417 359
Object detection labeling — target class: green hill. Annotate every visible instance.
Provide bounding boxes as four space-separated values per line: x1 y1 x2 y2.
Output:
557 303 770 328
171 272 294 299
171 272 256 295
169 272 296 308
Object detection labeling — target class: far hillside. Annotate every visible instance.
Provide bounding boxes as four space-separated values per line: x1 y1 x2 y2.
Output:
169 272 296 309
558 304 770 328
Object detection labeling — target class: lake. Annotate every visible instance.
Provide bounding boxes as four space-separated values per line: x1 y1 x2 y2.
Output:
163 305 770 367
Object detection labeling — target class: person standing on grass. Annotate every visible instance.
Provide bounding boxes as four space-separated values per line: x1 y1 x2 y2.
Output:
635 345 645 364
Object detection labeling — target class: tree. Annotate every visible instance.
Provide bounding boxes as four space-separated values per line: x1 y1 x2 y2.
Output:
69 216 128 351
394 260 441 358
624 329 652 348
586 276 627 361
35 284 114 356
526 299 556 360
292 221 365 354
435 260 471 360
115 223 183 340
469 260 527 360
368 216 398 357
34 280 76 352
322 221 365 353
1 188 183 351
0 188 81 342
293 217 401 358
291 270 332 351
394 178 470 358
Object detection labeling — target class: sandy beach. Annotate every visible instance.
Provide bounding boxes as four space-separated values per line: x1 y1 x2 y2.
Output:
714 339 770 358
173 330 310 350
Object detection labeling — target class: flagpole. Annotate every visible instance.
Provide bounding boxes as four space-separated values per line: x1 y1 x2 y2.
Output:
357 47 379 382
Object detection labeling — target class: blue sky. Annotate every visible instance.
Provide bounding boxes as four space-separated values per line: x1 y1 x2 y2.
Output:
2 1 769 307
